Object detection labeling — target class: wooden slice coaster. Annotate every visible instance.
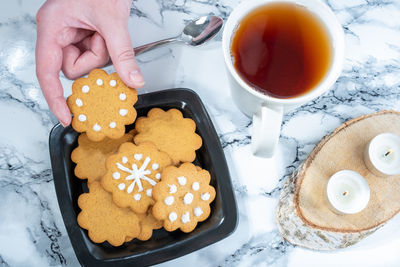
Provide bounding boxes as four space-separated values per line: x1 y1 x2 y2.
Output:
277 110 400 250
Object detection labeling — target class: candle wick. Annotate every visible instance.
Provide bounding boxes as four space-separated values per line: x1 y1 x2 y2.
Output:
343 191 348 196
384 149 393 157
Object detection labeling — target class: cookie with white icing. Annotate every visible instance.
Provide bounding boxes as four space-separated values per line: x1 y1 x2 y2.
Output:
77 181 141 246
101 142 172 213
134 108 202 165
71 132 133 184
152 163 216 233
67 69 138 142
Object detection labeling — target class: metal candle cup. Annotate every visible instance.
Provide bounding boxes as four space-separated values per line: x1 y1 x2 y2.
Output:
326 170 370 215
364 133 400 177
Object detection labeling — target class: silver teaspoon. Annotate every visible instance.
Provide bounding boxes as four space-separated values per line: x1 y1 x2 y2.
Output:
134 15 224 55
104 15 223 67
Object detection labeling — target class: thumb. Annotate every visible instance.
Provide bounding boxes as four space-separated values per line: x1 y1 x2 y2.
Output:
100 24 145 88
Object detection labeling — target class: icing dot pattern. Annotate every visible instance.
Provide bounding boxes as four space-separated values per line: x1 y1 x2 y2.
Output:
181 212 190 224
152 163 159 170
154 165 216 232
192 182 200 191
78 114 86 122
168 184 177 194
109 122 116 128
76 98 83 107
118 183 126 190
103 141 171 215
109 80 117 87
164 196 174 206
113 172 120 179
120 109 128 116
169 212 177 222
134 154 143 161
68 69 138 141
184 193 194 205
93 124 101 132
146 188 152 197
194 207 203 217
119 93 127 101
161 177 213 223
178 176 187 185
201 192 210 201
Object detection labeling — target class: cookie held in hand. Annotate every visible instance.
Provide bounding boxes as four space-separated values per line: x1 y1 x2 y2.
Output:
152 163 216 233
134 108 202 165
67 69 138 141
77 181 141 246
101 142 172 213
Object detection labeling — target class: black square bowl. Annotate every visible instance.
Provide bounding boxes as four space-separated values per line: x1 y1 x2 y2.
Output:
49 88 238 266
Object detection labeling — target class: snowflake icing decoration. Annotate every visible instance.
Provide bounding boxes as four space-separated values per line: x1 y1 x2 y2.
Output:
115 156 158 194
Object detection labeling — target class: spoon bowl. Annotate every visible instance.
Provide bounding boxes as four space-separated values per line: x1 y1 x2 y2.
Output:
181 15 224 46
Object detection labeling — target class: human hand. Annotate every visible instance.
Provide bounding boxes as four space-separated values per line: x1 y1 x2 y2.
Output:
35 0 144 127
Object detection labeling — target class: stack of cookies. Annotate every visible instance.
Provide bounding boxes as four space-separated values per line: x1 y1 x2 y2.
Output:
67 69 216 246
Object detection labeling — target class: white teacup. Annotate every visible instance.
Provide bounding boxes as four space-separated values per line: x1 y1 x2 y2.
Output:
222 0 344 157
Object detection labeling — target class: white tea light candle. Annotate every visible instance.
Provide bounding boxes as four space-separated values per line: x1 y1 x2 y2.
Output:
326 170 370 214
364 133 400 176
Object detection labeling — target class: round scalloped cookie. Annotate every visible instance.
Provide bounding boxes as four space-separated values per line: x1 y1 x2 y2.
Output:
77 181 140 247
152 163 216 233
126 207 163 242
101 142 172 213
134 108 202 165
67 69 138 142
71 132 133 184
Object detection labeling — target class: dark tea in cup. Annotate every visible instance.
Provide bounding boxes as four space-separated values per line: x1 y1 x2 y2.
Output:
231 2 333 99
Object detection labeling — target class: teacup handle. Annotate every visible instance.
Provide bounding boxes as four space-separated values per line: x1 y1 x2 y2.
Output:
252 105 283 157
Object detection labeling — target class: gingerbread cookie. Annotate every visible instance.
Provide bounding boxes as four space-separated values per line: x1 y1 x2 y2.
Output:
152 163 216 233
67 69 138 142
134 108 202 165
77 181 140 246
125 236 134 242
128 128 138 137
126 207 163 241
71 132 133 184
101 142 172 213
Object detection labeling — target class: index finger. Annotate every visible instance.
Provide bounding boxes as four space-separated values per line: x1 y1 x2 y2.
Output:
35 21 71 126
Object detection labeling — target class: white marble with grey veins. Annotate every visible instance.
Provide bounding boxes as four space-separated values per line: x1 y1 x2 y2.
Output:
1 0 400 266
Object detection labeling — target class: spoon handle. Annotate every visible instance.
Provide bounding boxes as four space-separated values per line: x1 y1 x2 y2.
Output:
103 37 177 68
134 37 178 56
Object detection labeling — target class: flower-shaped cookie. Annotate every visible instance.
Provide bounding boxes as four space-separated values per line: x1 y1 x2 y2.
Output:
134 108 202 165
71 132 133 183
126 207 163 241
77 181 140 246
67 69 138 142
152 163 216 233
101 142 172 213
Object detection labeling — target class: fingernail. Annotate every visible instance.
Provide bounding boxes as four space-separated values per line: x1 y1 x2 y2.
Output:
129 70 145 87
60 120 68 127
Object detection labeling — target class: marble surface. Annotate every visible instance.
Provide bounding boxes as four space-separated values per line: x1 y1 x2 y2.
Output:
1 0 400 266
